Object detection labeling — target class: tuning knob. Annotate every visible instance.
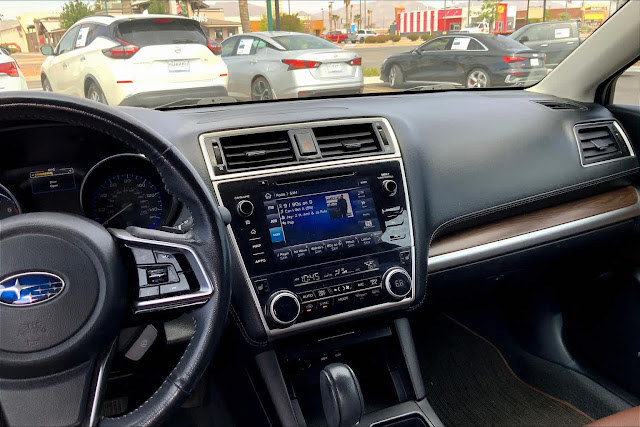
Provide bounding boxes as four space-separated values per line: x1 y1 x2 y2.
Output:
236 199 254 217
382 179 398 196
267 291 301 327
383 267 411 300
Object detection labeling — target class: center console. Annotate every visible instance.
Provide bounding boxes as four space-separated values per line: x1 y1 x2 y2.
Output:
202 118 415 337
216 160 414 335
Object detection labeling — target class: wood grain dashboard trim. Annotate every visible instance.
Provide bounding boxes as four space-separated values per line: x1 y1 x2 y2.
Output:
428 186 639 272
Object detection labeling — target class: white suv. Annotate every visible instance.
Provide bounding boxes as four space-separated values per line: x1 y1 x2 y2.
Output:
40 15 228 107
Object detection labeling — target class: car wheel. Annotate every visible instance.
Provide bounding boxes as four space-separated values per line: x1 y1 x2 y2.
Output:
41 77 52 92
86 81 108 104
251 77 273 101
389 65 404 89
466 68 490 88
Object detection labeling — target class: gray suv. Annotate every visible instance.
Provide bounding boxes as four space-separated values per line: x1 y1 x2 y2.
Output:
509 20 580 68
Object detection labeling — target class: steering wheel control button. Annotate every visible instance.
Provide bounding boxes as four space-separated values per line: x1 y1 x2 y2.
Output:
125 325 158 361
268 291 300 327
382 179 398 196
160 279 190 296
146 267 169 285
130 247 156 265
383 267 412 300
139 286 159 299
154 251 182 271
236 199 255 217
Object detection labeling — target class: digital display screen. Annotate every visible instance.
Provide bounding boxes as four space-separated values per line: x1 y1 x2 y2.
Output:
264 179 382 261
30 167 76 194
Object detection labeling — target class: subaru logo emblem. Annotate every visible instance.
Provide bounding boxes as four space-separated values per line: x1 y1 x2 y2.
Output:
0 272 65 306
174 47 181 54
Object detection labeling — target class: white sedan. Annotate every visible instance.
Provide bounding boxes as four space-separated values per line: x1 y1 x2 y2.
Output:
0 49 28 91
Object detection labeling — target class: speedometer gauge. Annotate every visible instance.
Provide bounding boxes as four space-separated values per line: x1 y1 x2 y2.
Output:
92 174 164 229
0 184 21 220
81 154 176 229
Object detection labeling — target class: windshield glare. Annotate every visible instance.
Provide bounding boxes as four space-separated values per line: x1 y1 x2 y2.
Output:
0 0 630 108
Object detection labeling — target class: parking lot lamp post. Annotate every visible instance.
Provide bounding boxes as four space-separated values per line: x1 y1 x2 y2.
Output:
266 0 273 31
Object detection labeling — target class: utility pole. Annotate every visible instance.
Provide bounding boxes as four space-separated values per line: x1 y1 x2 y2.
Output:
526 0 530 24
329 2 333 31
266 0 273 31
275 0 280 30
321 8 325 31
360 0 362 30
467 0 471 27
104 0 108 15
363 0 366 28
542 0 547 21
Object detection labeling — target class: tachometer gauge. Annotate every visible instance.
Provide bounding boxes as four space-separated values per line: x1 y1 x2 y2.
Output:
81 154 176 229
0 184 21 220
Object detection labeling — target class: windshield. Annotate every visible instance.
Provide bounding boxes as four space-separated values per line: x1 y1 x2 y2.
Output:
0 0 631 108
273 35 338 51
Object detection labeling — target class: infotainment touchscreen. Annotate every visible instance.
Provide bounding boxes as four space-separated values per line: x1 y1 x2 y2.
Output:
263 179 382 261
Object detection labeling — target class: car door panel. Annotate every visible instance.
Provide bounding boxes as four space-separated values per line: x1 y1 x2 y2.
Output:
48 26 80 94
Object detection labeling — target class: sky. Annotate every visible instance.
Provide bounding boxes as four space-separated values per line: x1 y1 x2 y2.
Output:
0 0 618 20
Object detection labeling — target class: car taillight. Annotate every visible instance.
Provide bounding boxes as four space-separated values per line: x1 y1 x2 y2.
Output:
102 42 139 59
502 56 527 64
349 57 362 66
282 59 320 70
207 40 222 55
0 61 19 77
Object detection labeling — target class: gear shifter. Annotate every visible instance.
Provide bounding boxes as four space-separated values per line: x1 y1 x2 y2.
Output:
320 363 364 427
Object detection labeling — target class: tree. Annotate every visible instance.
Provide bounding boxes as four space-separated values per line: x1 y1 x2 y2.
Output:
239 0 251 33
343 0 350 32
331 14 341 30
354 14 361 30
475 0 498 28
60 0 94 29
147 0 168 14
259 13 305 32
544 9 553 21
559 11 570 21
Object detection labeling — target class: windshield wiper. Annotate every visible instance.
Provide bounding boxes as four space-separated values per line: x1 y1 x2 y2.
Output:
405 83 462 92
153 96 237 110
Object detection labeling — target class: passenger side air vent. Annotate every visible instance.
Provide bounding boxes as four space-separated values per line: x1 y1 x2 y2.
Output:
217 131 295 171
575 122 631 165
313 123 383 159
535 100 585 110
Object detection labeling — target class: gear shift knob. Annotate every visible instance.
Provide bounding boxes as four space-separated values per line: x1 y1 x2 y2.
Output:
320 363 364 427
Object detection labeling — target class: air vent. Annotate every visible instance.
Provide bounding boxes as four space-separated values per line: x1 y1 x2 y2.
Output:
535 100 585 110
313 123 383 158
218 131 295 171
575 122 631 165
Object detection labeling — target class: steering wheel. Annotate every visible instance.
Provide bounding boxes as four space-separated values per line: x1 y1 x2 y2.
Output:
0 93 230 427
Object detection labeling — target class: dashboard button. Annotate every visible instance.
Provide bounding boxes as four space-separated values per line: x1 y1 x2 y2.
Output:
268 291 301 326
383 267 411 300
354 279 367 289
342 236 360 249
308 242 325 255
368 276 381 287
301 302 315 316
264 200 277 214
385 217 404 227
275 248 292 262
382 206 404 218
252 256 268 266
359 233 374 246
390 233 406 241
299 291 316 302
382 179 398 196
399 250 411 265
324 238 344 253
254 279 270 295
291 245 310 259
315 288 331 299
236 199 255 217
334 294 353 308
316 298 333 312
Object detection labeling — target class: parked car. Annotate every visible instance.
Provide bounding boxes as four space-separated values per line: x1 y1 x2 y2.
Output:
39 15 228 107
321 30 349 44
381 33 547 89
460 21 490 34
0 49 28 91
349 29 377 43
221 32 363 100
509 20 581 68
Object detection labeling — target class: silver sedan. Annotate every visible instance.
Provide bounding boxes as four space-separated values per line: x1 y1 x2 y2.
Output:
221 32 364 101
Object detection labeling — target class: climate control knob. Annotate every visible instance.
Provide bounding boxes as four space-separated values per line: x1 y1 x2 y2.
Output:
267 291 301 327
383 267 412 300
236 199 255 217
382 179 398 196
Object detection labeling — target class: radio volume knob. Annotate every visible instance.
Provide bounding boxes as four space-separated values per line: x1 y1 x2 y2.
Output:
267 291 301 327
236 200 255 217
382 179 398 196
383 267 412 300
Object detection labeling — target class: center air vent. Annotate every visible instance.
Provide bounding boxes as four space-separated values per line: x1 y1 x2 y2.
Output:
217 131 295 171
575 122 631 166
313 123 383 158
535 100 585 110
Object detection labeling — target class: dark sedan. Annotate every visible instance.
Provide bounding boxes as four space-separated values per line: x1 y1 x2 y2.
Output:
381 34 547 89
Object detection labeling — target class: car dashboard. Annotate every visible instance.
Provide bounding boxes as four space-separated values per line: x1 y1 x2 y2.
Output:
2 90 639 344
